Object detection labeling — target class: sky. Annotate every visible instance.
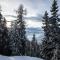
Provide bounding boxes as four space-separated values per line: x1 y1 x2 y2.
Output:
0 0 60 25
0 0 60 42
0 0 51 16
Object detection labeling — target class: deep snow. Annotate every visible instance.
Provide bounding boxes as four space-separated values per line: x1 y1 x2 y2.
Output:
0 55 43 60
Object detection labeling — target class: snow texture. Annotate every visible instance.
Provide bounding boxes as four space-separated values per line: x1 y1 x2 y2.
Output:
0 55 43 60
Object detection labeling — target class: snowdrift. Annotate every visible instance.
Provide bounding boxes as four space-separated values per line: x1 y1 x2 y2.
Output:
0 55 43 60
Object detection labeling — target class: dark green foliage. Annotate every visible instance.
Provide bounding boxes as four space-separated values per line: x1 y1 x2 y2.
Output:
0 12 11 56
17 4 26 55
50 0 59 44
51 0 58 17
43 11 49 39
31 34 39 57
41 0 60 60
42 11 52 60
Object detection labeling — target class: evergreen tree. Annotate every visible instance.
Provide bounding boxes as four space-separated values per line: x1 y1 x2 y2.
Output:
0 11 11 56
41 0 60 60
25 39 31 56
41 11 52 60
9 21 21 55
50 0 59 44
43 11 50 40
50 0 60 59
17 4 26 55
31 34 37 57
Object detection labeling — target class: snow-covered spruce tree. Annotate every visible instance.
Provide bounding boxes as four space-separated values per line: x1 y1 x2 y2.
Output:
17 4 26 55
9 21 21 56
41 0 60 60
0 12 11 56
43 11 50 40
50 0 60 60
25 39 31 56
50 0 59 44
31 34 38 57
41 11 52 60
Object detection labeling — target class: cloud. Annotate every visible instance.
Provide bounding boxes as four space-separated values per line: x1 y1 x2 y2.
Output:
0 0 60 17
4 13 43 22
4 14 43 28
25 14 43 22
25 20 43 28
0 0 51 17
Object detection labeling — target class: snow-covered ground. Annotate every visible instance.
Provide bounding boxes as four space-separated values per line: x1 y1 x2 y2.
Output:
0 55 43 60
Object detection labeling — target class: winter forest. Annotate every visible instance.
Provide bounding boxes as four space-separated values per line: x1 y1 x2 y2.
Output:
0 0 60 60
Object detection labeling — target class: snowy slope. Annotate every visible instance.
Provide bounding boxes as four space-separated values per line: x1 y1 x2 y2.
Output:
0 55 43 60
0 55 10 60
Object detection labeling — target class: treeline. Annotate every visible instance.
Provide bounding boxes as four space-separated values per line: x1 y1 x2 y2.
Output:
0 5 41 57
